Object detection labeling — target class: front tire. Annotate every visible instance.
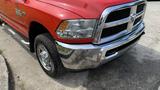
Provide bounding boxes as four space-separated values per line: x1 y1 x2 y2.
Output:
34 33 63 78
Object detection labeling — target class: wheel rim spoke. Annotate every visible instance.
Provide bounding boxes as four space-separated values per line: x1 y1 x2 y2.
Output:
37 44 54 71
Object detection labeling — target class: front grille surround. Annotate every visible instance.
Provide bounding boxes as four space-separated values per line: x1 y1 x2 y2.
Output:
93 0 147 44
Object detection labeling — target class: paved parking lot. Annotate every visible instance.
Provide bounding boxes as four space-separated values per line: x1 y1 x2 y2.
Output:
0 2 160 90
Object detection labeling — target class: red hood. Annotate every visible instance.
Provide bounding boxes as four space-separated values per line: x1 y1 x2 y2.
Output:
38 0 134 18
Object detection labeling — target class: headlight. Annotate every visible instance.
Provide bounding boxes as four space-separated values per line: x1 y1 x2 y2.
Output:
56 19 97 39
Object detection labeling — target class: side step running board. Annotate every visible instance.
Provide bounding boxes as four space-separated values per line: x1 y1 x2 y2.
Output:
1 23 30 49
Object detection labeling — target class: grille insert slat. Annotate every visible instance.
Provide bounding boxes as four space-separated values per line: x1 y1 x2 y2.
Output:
101 23 128 38
136 4 145 13
134 16 142 25
105 8 131 23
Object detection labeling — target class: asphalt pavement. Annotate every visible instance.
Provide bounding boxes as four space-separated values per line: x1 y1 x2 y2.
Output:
0 55 8 90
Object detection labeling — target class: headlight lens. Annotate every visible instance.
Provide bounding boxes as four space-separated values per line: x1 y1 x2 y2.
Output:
56 19 97 39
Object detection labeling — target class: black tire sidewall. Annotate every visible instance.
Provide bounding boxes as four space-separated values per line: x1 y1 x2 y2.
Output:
34 33 63 77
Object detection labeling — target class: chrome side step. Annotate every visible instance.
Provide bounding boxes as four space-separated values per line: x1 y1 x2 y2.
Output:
21 40 30 45
1 23 30 49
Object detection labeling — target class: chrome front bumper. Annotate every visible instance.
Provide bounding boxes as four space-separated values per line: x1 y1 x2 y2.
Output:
56 23 145 70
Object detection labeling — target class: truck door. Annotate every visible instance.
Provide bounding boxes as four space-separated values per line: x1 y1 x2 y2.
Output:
0 0 5 14
3 0 28 36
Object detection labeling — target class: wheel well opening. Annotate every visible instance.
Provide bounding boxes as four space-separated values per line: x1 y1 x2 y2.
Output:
29 22 49 52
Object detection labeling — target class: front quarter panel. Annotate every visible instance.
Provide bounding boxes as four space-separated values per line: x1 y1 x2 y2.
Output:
17 0 82 41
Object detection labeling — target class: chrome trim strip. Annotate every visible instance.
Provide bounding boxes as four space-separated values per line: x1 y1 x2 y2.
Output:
21 40 30 45
8 28 16 35
93 0 146 44
105 52 118 60
100 30 128 44
104 17 130 28
136 11 145 18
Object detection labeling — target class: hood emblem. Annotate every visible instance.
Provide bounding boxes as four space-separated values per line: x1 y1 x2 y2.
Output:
15 8 26 17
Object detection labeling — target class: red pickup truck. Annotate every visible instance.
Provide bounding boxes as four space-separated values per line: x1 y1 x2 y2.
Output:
0 0 147 77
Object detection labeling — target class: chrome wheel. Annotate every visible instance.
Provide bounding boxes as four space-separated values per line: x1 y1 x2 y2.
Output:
37 44 54 71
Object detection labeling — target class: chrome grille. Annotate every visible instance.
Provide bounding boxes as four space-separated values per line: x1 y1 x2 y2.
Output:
94 0 146 44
